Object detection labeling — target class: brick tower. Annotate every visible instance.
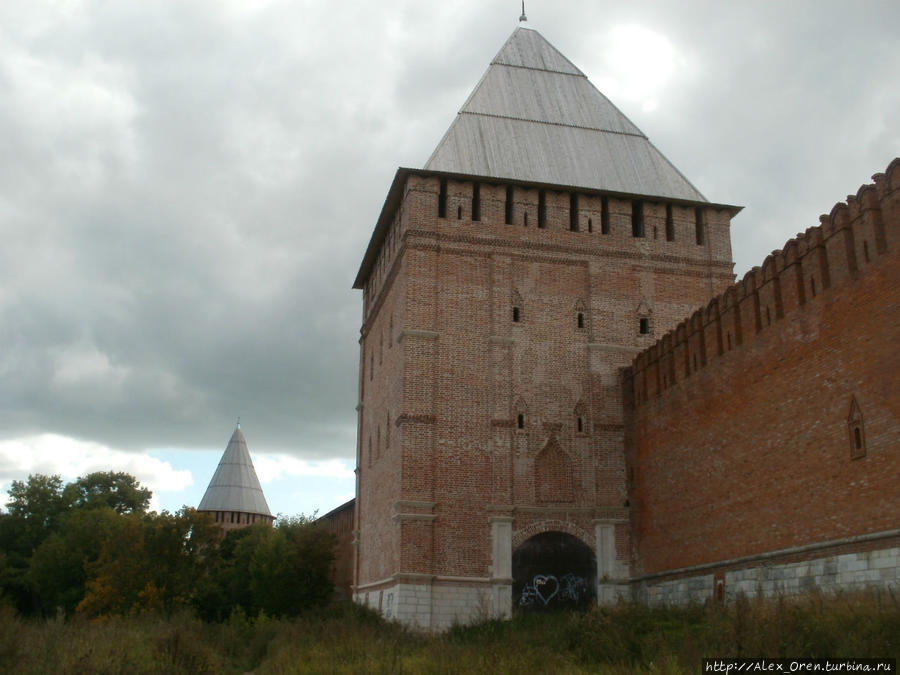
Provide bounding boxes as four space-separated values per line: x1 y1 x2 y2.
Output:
198 425 275 531
352 25 740 629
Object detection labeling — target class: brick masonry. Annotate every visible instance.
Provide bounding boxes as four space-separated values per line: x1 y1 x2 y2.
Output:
625 158 900 603
334 160 900 625
319 500 354 597
350 170 739 627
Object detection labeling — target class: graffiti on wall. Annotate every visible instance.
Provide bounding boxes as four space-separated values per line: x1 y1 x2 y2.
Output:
513 531 596 611
518 572 590 608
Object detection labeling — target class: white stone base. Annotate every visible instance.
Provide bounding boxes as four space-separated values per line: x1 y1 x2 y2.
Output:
637 573 715 605
597 582 630 605
356 546 899 627
357 577 639 629
635 546 900 605
355 580 512 631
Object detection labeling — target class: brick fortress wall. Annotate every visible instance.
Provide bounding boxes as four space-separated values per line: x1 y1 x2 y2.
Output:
320 500 355 597
625 158 900 601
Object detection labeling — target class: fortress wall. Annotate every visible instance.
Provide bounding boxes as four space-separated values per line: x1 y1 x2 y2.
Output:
624 159 900 595
320 499 355 597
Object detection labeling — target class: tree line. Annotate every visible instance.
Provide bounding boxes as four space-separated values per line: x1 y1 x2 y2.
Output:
0 472 335 621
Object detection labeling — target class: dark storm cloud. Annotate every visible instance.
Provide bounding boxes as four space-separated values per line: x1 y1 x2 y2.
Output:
0 1 897 466
549 1 900 273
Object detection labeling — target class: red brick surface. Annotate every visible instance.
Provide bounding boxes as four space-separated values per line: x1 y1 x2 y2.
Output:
626 159 900 576
355 174 736 589
320 500 354 596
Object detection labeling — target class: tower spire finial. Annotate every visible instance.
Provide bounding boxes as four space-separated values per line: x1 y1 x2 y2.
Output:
519 1 527 22
236 416 241 429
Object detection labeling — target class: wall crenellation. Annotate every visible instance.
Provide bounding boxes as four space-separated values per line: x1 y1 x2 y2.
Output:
626 157 899 581
628 158 900 406
360 171 737 329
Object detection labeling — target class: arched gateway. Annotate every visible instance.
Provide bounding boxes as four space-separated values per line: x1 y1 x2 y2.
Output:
513 532 596 610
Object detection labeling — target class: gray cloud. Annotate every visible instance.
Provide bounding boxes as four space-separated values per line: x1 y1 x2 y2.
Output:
1 1 897 465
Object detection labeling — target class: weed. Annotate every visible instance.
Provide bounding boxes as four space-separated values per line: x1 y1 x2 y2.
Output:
0 591 895 673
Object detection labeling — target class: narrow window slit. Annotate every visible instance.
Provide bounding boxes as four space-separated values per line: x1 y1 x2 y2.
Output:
438 178 447 218
569 193 579 231
632 200 644 238
538 190 546 228
848 397 866 459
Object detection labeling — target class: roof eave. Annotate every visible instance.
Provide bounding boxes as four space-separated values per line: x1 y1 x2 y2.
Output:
317 498 356 522
353 168 411 289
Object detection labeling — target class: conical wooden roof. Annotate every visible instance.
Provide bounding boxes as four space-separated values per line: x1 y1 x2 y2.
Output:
424 26 706 202
353 25 740 290
198 427 272 516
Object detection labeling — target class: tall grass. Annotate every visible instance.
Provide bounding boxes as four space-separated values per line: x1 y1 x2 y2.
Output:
0 591 896 674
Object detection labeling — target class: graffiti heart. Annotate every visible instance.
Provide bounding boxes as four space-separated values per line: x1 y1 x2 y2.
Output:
519 572 590 607
533 574 559 605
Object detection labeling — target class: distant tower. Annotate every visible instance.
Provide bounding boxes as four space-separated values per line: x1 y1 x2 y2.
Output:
198 425 275 529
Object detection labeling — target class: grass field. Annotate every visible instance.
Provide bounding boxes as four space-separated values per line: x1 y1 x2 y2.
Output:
1 591 897 674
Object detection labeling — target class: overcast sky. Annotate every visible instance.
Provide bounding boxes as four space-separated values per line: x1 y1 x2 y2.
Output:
1 1 898 517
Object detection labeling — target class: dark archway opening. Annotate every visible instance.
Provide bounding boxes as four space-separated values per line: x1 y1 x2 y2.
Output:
513 531 596 612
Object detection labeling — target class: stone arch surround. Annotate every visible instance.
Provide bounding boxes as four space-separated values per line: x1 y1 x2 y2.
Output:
513 519 595 550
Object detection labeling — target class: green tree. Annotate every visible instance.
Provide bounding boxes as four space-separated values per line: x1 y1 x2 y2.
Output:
191 517 335 621
28 508 121 617
1 471 156 617
207 517 335 619
0 474 74 614
191 525 254 622
262 517 335 613
77 508 220 618
4 474 72 552
63 471 151 515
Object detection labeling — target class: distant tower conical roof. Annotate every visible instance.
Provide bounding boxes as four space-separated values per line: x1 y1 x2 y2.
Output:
198 426 272 517
424 26 706 202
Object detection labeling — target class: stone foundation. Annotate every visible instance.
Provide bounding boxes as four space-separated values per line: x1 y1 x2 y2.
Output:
355 579 512 631
357 576 637 630
634 544 899 605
